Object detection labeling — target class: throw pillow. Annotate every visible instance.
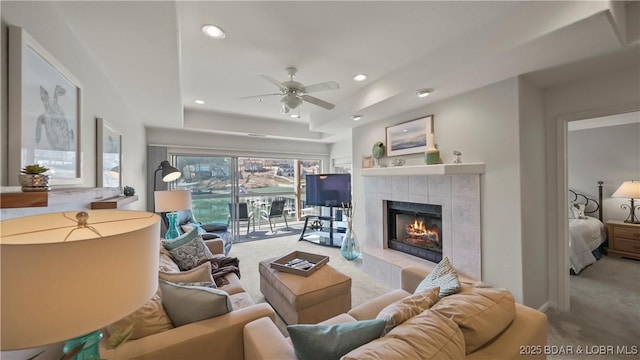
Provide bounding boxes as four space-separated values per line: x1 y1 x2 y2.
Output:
568 202 575 219
430 287 516 354
163 230 214 271
158 280 232 327
162 229 199 250
158 252 180 273
159 261 214 285
106 288 173 340
414 257 461 298
287 319 386 360
181 222 206 235
570 203 588 219
376 287 440 335
343 310 465 360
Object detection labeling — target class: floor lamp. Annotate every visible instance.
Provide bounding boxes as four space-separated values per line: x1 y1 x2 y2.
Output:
0 210 160 359
154 160 181 191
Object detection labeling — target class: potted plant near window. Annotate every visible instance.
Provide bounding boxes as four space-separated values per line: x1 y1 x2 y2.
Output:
19 164 51 192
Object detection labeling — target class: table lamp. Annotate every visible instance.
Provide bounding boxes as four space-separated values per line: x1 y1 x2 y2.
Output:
154 189 192 239
0 210 160 359
612 180 640 224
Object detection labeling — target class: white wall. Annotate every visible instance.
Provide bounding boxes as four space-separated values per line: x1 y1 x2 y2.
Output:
1 2 148 211
329 137 352 170
147 127 330 161
544 64 640 309
568 121 640 223
518 77 548 309
353 78 529 303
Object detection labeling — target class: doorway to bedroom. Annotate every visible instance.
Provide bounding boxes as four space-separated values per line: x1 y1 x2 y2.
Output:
556 111 640 346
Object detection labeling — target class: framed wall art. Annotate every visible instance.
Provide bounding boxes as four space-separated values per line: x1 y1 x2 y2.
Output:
8 25 83 186
361 155 374 169
96 117 123 188
385 115 433 157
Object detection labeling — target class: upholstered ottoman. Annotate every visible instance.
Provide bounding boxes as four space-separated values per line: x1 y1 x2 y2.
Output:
259 258 352 325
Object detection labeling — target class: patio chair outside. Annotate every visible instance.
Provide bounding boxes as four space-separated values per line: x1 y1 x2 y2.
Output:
261 199 289 232
228 202 254 236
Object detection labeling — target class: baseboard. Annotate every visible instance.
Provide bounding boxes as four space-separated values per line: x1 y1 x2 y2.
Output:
538 300 557 312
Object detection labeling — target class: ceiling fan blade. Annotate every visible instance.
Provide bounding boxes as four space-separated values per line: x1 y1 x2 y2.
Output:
302 95 335 110
301 81 340 93
238 93 281 100
260 75 288 91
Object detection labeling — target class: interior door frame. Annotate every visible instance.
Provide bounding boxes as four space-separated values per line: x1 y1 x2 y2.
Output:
554 101 640 312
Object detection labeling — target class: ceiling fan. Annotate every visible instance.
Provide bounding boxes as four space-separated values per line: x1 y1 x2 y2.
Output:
241 67 339 114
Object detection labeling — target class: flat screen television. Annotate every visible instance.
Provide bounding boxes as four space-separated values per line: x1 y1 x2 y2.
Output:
305 174 351 207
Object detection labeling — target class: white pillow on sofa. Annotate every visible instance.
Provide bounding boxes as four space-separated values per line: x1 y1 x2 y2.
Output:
414 257 461 298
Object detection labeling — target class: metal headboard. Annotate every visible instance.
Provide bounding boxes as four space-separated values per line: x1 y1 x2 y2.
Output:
568 180 603 222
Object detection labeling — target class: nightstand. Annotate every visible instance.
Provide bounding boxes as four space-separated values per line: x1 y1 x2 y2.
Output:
606 221 640 260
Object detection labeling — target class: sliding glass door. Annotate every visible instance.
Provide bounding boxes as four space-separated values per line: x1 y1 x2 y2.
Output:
172 154 322 240
174 155 233 225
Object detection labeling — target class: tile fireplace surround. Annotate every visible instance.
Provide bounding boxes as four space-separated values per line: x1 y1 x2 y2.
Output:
361 164 483 289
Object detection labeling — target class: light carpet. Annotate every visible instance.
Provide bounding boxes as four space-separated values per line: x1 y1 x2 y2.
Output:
228 232 391 335
546 255 640 360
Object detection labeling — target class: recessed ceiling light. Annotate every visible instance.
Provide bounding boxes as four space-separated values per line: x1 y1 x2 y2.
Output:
351 115 363 121
202 24 226 39
194 99 205 104
416 88 433 98
290 114 301 119
353 74 368 82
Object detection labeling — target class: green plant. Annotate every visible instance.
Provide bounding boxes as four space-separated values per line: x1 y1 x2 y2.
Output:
21 164 49 174
124 186 135 196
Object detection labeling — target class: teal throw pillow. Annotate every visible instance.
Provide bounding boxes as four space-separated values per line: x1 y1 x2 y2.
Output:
414 257 461 298
287 319 386 360
162 229 199 250
158 280 232 327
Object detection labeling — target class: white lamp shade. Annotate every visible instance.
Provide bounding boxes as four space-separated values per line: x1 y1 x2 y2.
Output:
612 181 640 199
0 210 160 350
154 190 192 213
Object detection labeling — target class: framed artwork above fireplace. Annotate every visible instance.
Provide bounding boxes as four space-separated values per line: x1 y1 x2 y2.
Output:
386 115 433 157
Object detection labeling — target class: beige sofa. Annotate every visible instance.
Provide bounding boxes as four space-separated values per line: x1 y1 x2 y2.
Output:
244 265 547 359
100 239 275 360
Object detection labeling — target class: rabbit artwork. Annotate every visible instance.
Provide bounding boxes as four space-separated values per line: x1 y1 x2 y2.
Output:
36 85 75 151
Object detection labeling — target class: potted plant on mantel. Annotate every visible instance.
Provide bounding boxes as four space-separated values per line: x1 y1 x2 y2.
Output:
19 164 51 192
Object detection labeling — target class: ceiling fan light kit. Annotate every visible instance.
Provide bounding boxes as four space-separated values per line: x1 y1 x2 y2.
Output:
242 67 340 114
416 88 433 98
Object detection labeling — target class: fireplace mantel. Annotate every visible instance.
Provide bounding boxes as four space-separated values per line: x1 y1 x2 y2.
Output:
361 163 484 177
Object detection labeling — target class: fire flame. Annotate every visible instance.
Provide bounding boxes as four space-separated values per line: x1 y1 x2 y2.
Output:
405 218 440 245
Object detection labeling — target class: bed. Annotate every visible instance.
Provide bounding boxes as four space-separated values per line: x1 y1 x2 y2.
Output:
568 181 608 274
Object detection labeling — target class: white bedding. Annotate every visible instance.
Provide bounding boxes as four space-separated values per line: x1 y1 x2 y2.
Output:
569 216 606 274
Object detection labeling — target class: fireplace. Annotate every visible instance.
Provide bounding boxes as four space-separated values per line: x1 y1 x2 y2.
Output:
386 201 442 263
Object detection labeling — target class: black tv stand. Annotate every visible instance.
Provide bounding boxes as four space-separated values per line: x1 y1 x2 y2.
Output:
298 207 344 248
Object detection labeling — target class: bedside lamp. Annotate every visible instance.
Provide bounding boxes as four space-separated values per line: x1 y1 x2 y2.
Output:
155 189 192 239
0 210 160 359
612 180 640 224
